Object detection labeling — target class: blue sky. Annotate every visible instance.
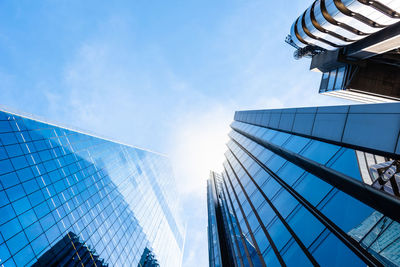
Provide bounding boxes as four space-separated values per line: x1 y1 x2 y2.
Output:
0 1 352 266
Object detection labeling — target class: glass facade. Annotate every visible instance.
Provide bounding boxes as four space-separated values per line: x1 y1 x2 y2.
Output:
319 66 347 94
318 63 400 104
32 231 107 266
208 103 400 267
207 173 223 267
0 110 184 266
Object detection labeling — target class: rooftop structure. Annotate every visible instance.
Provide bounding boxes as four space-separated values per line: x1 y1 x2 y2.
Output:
286 0 400 103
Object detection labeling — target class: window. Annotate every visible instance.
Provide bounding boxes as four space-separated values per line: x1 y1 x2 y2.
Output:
0 204 16 225
28 190 45 207
254 227 269 252
16 167 34 183
327 69 337 91
294 174 332 206
247 212 259 232
1 217 22 240
320 72 329 92
270 132 291 146
6 184 25 202
283 135 310 154
6 231 27 255
250 192 265 210
253 169 270 186
261 178 281 199
258 202 276 227
0 190 9 207
19 209 38 228
0 160 14 176
11 156 29 171
25 221 44 242
282 241 313 267
301 140 340 165
0 133 18 145
334 66 346 90
13 244 35 266
0 146 8 161
320 191 373 232
268 218 291 251
30 233 49 256
272 190 298 219
312 233 364 267
328 149 362 181
22 179 39 195
266 155 286 172
0 242 11 263
0 121 12 133
4 144 23 157
276 162 305 186
287 206 325 247
12 197 31 215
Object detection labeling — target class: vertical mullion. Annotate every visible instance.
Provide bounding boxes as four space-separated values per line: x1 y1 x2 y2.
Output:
211 172 235 267
221 171 254 267
207 180 218 267
230 131 384 267
219 178 245 267
223 165 266 267
227 147 320 266
224 158 285 267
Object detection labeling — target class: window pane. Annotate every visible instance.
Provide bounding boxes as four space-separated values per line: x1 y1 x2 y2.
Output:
268 218 291 251
287 206 325 247
5 184 25 202
334 66 346 90
301 141 340 165
321 191 373 232
1 217 22 240
266 155 286 172
6 231 28 254
0 160 14 176
261 178 281 199
263 247 280 266
259 202 276 227
294 174 332 206
272 190 298 219
13 244 35 266
282 241 313 267
327 69 337 91
277 162 305 186
312 233 364 267
283 135 311 153
328 149 362 181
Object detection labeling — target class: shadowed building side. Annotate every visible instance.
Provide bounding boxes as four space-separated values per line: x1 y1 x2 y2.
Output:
32 232 107 267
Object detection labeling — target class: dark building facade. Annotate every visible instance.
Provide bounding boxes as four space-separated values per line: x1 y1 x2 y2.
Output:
0 110 184 266
32 232 107 267
286 0 400 103
207 102 400 266
207 172 224 267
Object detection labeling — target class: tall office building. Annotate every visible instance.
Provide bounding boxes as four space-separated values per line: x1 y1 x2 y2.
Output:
207 102 400 266
286 0 400 103
0 109 184 266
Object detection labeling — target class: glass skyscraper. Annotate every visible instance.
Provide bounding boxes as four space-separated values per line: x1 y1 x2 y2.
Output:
0 109 184 266
207 102 400 266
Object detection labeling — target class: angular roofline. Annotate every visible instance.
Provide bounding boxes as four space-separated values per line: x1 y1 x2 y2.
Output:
0 105 167 158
